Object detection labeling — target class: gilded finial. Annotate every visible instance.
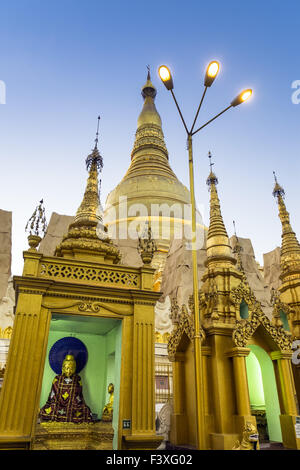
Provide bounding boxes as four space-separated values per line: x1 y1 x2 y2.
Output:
25 199 48 237
272 171 285 198
272 171 300 273
94 115 100 149
141 66 157 100
25 199 48 250
137 221 157 264
86 115 103 172
206 151 218 186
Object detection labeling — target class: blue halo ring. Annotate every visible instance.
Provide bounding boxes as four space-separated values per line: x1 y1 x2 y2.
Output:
49 337 88 374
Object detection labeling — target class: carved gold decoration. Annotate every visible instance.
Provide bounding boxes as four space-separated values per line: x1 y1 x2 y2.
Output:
101 383 114 422
168 303 205 361
232 301 292 351
155 331 170 344
32 421 113 450
137 222 156 265
232 422 259 450
230 276 260 313
0 326 13 339
270 287 292 327
27 234 42 251
196 274 219 320
39 261 139 288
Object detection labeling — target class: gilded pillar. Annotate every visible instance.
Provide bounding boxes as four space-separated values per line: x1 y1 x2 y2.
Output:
124 299 162 449
271 351 300 449
231 349 251 416
132 319 154 434
0 294 50 449
169 352 186 444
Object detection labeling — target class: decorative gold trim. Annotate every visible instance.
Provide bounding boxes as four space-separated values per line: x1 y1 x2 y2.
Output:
232 302 292 352
168 302 205 361
0 326 13 339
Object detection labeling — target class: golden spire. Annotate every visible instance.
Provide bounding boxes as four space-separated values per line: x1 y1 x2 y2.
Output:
131 67 169 161
206 152 235 263
55 117 120 263
273 171 300 274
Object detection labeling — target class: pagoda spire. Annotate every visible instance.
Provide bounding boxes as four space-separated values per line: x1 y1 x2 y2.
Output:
130 68 169 162
272 172 300 274
73 116 103 228
55 117 120 263
205 152 235 264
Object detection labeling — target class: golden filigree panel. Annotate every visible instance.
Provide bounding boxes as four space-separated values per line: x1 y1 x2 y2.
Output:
0 327 13 339
168 303 205 361
232 304 292 352
39 262 139 288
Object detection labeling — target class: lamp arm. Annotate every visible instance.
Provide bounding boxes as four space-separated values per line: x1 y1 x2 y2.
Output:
192 104 233 136
170 90 189 135
190 86 208 134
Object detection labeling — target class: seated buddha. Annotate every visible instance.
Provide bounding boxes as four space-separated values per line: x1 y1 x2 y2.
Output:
101 383 114 422
39 354 93 424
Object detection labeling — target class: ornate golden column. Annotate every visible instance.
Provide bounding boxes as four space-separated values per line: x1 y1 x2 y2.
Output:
231 348 251 415
123 292 162 449
271 351 300 449
0 294 50 448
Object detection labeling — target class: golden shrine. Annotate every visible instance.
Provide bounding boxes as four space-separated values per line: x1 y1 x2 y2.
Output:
167 167 300 449
0 72 299 451
0 120 162 450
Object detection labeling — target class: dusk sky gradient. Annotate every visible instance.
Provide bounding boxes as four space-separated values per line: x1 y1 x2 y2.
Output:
1 0 300 275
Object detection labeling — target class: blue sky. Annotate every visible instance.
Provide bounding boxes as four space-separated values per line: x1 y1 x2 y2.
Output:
0 0 300 274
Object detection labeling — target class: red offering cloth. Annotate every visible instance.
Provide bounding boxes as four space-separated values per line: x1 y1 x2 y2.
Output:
39 374 93 423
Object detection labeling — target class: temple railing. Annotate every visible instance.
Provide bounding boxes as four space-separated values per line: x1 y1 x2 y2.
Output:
37 258 140 289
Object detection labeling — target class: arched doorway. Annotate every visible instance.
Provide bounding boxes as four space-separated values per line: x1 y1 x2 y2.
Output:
246 344 282 443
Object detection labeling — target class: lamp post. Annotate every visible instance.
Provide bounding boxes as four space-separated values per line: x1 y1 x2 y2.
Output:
158 62 252 450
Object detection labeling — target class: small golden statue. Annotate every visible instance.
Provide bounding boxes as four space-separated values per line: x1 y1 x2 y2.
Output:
101 383 114 422
39 354 93 423
232 422 259 450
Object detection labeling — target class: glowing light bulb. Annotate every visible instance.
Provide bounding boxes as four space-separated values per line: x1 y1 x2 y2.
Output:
241 89 252 102
159 66 171 82
207 61 219 78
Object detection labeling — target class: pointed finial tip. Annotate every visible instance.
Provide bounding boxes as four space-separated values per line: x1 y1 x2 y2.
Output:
141 66 157 99
207 151 218 186
272 171 285 198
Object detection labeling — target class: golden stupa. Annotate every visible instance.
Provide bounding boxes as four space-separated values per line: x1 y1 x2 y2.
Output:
105 71 196 266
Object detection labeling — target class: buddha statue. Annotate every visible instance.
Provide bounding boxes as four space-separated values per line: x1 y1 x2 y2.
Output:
39 354 93 424
101 383 114 422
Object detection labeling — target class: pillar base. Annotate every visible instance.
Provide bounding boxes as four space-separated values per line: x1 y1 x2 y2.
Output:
0 436 31 450
279 414 300 449
169 413 188 446
123 434 163 450
210 432 240 450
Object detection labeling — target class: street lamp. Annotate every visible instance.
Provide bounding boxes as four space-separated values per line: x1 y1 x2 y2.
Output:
158 61 252 450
